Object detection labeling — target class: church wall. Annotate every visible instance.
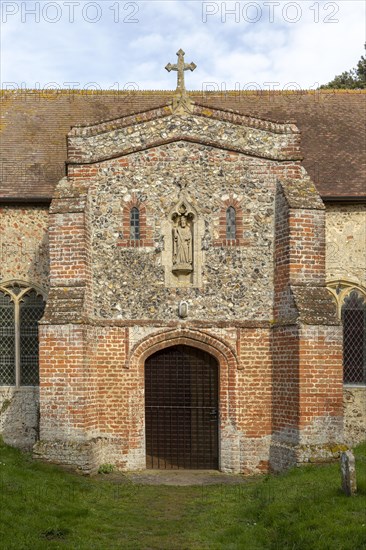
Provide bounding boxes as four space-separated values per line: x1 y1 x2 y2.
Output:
86 143 304 322
343 387 366 445
90 325 275 473
0 205 49 289
0 206 49 448
270 324 344 471
237 328 273 473
297 324 343 445
94 326 135 468
325 203 366 287
270 325 301 470
37 319 345 473
269 180 345 470
34 324 104 474
325 203 366 446
38 324 100 442
0 387 39 450
36 319 277 473
34 109 350 473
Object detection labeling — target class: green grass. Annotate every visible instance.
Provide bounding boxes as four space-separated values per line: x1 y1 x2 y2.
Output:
0 441 365 550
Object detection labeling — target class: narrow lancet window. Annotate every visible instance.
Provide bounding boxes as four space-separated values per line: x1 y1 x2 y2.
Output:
226 206 236 240
130 207 140 240
342 291 366 385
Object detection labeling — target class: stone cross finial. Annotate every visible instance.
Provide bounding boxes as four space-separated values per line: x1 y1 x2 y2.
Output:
165 49 197 93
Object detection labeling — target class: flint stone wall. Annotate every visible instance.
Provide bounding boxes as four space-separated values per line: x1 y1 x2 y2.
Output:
344 387 366 445
0 387 39 450
326 203 366 287
0 205 49 290
89 142 302 321
68 108 300 164
0 206 48 447
325 204 366 447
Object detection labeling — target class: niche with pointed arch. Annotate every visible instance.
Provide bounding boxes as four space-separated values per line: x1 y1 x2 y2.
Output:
161 195 205 287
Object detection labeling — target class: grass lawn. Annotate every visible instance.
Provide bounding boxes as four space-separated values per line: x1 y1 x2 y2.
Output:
0 441 365 550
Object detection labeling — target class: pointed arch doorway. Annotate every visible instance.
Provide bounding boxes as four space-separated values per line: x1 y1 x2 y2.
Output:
145 345 219 469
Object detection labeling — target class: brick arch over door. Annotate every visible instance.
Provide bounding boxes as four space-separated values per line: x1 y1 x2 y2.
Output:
127 328 241 471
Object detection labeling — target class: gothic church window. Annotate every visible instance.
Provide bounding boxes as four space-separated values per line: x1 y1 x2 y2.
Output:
0 283 45 386
0 291 16 385
130 207 140 240
226 206 236 240
342 290 366 385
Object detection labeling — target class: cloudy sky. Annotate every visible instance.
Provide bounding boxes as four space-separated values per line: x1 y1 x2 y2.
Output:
1 0 364 91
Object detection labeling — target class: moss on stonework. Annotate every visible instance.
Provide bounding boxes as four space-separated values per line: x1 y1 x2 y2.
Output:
0 399 12 414
327 444 349 453
298 443 349 463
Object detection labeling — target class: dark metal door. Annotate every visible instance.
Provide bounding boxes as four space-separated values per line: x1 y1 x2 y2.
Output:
145 345 219 469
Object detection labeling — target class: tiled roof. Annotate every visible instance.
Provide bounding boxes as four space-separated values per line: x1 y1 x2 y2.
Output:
0 89 364 201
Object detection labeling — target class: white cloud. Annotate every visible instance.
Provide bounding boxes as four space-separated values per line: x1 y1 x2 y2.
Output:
0 0 364 90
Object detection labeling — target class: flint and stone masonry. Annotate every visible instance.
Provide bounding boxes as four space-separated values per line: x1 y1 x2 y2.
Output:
29 99 343 474
0 62 365 472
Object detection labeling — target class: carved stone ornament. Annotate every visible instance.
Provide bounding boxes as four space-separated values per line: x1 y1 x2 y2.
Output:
172 203 194 275
165 49 196 114
161 194 204 288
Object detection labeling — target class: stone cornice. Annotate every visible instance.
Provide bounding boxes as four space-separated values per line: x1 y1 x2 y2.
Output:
279 178 325 210
69 102 299 138
67 103 302 165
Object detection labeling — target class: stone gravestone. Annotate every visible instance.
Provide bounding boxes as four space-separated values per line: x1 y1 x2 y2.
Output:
341 450 357 496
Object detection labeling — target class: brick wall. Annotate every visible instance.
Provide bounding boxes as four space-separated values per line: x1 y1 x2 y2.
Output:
38 325 97 441
270 177 343 470
35 107 346 474
272 325 300 436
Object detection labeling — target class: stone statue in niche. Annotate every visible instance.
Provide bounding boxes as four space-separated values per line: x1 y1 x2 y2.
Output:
172 204 193 275
161 195 203 287
173 216 192 266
